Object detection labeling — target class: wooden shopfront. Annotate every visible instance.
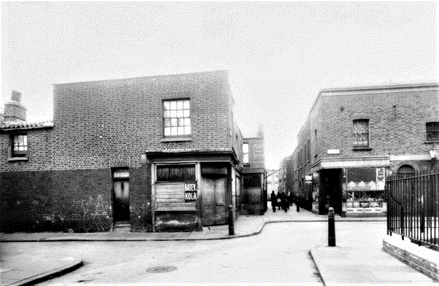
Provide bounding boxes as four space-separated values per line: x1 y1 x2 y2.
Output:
148 152 239 232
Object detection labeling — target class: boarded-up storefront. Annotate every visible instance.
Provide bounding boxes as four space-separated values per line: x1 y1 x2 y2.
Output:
153 164 201 232
148 152 239 232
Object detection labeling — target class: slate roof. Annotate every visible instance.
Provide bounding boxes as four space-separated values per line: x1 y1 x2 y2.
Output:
0 121 54 131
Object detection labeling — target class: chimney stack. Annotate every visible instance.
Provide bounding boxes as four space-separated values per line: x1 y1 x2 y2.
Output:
11 90 22 102
3 90 27 122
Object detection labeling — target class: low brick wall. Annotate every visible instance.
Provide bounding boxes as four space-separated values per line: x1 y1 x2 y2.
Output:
383 234 438 281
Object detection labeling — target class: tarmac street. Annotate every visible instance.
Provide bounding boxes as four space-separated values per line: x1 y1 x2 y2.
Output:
1 210 436 285
4 220 387 285
5 223 325 285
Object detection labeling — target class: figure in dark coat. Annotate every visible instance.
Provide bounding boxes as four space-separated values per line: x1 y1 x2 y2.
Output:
288 192 294 206
277 192 282 210
281 193 289 212
270 191 277 212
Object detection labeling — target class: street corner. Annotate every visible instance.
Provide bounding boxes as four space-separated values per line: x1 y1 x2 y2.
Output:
1 255 83 286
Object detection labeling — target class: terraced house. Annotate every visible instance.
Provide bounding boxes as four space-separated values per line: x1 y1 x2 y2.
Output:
287 83 439 216
0 70 266 233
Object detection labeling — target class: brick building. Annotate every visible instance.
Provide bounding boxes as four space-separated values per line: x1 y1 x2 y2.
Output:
0 70 265 232
278 156 293 197
289 83 439 216
240 127 267 214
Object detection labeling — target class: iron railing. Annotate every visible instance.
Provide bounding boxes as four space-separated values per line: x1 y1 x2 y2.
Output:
386 168 439 251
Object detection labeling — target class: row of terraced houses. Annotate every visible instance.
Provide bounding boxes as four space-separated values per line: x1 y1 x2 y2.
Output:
0 70 267 233
279 83 439 216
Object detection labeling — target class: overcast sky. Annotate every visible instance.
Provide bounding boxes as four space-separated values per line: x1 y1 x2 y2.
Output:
1 2 438 170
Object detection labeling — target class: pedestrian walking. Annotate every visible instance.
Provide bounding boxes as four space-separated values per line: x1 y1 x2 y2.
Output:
288 192 294 206
270 191 277 212
277 192 282 210
281 194 289 212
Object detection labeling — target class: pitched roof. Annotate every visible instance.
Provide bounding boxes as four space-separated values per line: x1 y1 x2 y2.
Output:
0 121 54 132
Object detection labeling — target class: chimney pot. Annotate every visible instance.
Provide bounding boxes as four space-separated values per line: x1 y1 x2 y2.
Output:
11 90 22 102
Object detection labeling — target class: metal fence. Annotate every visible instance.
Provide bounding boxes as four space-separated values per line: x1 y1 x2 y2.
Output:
386 168 439 251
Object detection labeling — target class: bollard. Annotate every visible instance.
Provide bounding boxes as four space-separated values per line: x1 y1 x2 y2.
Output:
296 201 300 212
328 207 336 246
228 205 235 235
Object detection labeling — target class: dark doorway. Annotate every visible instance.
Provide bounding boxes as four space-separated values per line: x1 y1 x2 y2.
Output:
319 169 342 215
113 169 130 222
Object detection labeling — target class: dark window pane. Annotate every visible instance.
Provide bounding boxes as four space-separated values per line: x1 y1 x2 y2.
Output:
157 165 195 181
426 122 439 141
243 174 261 188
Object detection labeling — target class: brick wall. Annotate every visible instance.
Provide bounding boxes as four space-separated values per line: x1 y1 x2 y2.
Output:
0 128 53 172
383 238 438 281
318 88 439 160
291 86 439 170
0 70 235 232
1 70 233 173
129 164 152 232
289 85 439 208
50 70 232 171
0 169 113 232
243 137 265 170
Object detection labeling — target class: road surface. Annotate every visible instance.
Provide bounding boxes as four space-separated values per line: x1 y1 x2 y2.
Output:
2 221 386 284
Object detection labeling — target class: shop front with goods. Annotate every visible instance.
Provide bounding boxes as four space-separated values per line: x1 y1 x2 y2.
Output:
344 167 387 216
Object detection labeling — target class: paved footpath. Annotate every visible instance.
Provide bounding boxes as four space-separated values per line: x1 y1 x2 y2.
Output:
2 208 436 285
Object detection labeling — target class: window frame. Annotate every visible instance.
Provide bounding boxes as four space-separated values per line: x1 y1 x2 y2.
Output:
11 133 28 158
352 119 370 149
242 143 249 164
162 99 191 137
426 122 439 142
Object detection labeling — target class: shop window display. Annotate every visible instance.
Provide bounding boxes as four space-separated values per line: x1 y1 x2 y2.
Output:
345 167 386 213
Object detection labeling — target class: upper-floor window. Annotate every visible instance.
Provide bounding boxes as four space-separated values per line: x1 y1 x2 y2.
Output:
243 143 249 164
163 99 191 136
353 119 369 147
11 134 27 157
426 122 439 142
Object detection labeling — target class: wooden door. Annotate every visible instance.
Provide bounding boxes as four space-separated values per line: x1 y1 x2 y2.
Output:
113 180 130 222
202 177 227 225
215 178 226 224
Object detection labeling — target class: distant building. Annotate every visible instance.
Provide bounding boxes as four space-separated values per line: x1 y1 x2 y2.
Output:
278 156 293 197
289 83 439 216
241 126 267 214
0 70 265 232
266 169 279 196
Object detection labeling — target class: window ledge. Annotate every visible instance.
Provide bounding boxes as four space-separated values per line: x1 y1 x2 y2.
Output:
352 147 372 151
8 157 29 162
161 137 192 143
424 141 439 144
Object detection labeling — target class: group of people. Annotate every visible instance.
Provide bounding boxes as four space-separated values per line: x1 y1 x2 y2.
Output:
270 191 295 212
